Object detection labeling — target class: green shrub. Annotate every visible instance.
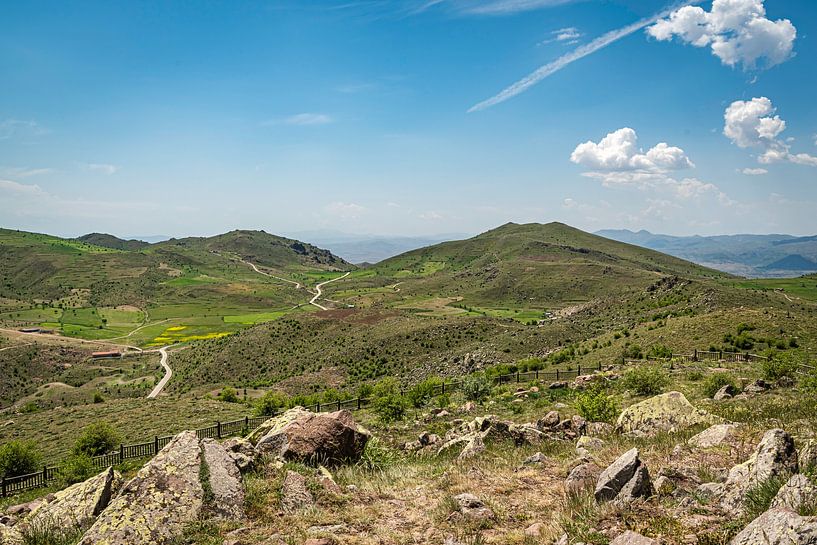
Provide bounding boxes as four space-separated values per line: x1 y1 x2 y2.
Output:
702 372 738 398
92 391 104 404
761 352 800 381
802 370 817 394
648 344 673 359
356 437 402 471
406 377 442 408
372 377 401 398
0 440 41 477
373 394 407 423
217 387 239 403
59 453 95 486
254 391 288 416
462 374 493 402
621 343 643 360
744 475 787 520
622 365 670 396
575 386 619 423
73 422 122 457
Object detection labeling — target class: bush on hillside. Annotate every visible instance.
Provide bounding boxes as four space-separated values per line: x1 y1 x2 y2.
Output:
217 386 240 403
575 385 619 423
761 352 800 382
73 422 122 457
702 372 739 398
621 343 643 360
0 440 41 477
59 453 95 486
255 390 288 416
622 365 670 396
373 394 407 423
462 374 493 402
406 376 442 408
648 344 673 359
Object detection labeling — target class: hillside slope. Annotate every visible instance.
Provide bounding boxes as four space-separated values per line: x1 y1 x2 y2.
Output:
76 233 150 251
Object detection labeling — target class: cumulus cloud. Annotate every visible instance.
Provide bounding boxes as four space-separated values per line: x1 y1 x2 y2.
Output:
724 97 817 167
570 127 694 172
83 163 119 175
741 167 768 175
648 0 796 69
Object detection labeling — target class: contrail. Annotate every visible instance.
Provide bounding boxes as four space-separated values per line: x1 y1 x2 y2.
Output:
468 1 700 112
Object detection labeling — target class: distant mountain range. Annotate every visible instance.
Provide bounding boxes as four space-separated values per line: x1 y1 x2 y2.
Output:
595 229 817 278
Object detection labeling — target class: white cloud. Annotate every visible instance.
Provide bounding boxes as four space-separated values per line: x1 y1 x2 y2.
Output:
570 127 693 172
0 119 49 140
423 0 579 16
324 201 365 219
83 163 120 175
542 27 582 45
282 113 334 126
724 97 817 167
741 167 768 175
0 179 47 196
648 0 796 69
419 211 444 220
0 167 54 178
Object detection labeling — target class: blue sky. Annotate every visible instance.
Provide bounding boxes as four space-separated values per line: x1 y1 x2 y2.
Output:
1 0 816 239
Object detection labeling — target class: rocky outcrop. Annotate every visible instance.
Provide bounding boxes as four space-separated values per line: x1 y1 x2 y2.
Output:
77 430 244 545
595 448 653 504
771 474 817 512
729 508 817 545
281 471 314 513
713 384 736 400
24 467 122 531
689 424 739 449
617 392 719 436
253 408 370 465
721 429 799 514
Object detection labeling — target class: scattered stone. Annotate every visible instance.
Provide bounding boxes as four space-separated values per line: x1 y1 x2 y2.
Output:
617 392 720 436
458 433 486 459
566 462 600 493
537 411 561 430
653 476 675 496
801 440 817 472
771 474 817 512
729 508 817 545
460 401 476 413
743 379 770 395
24 466 122 530
720 428 799 514
610 531 657 545
304 539 335 545
281 470 314 513
595 448 653 504
253 408 370 465
571 415 587 435
586 422 614 437
689 424 740 449
525 522 546 537
696 482 724 499
453 493 495 521
523 452 546 465
577 436 604 452
713 385 736 400
549 381 568 389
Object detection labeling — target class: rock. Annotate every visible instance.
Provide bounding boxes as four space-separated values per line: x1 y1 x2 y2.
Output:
281 471 314 513
572 415 587 434
460 401 476 413
523 452 546 465
24 466 122 531
537 411 561 430
801 440 817 472
525 522 546 537
743 379 770 395
554 534 569 545
577 436 604 452
304 539 335 545
418 432 440 446
78 431 205 545
721 428 799 514
566 462 600 493
586 422 614 437
222 436 254 457
653 476 675 496
610 531 657 545
253 408 370 465
202 438 245 518
594 448 653 503
229 452 254 473
549 381 568 389
696 482 724 499
0 524 22 545
689 424 740 449
509 423 547 445
713 385 736 400
453 493 495 521
771 474 817 512
617 392 719 436
458 433 486 459
729 508 817 545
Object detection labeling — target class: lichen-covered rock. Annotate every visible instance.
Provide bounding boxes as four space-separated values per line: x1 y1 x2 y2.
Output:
25 466 121 531
537 411 561 430
577 436 604 452
801 440 817 472
281 471 314 513
253 408 370 465
771 474 817 512
595 448 653 503
566 462 600 493
617 392 719 436
713 385 736 400
721 429 799 514
610 531 657 545
78 431 204 545
201 438 244 519
689 424 740 449
0 524 22 545
729 508 817 545
458 433 486 459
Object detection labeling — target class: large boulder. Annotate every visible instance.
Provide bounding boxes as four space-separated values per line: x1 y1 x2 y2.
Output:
24 466 122 531
721 429 799 514
730 508 817 545
617 392 719 436
281 471 314 513
565 462 601 493
595 448 653 504
689 424 740 449
253 408 370 465
771 474 817 512
77 430 244 545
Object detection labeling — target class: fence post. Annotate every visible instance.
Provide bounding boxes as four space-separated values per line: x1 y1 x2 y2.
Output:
693 349 697 361
43 465 48 484
217 421 222 439
577 364 581 376
441 382 445 394
516 371 520 383
357 397 361 410
337 400 341 411
245 416 249 429
719 350 723 361
1 476 5 498
119 444 124 464
556 368 559 380
316 402 321 413
535 369 539 380
154 436 159 454
597 362 602 371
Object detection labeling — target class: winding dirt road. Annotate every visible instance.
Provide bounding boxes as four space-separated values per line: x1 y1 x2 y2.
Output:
309 272 351 310
147 346 171 398
243 260 303 289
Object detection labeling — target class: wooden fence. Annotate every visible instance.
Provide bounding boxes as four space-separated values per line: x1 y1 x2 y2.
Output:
626 349 771 368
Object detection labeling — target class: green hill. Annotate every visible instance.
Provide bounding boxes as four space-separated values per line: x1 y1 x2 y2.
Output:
76 233 150 251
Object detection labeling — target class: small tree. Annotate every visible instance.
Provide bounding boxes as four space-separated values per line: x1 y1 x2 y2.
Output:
622 365 670 396
217 387 239 403
761 352 800 382
373 394 407 423
462 374 493 402
0 440 41 477
575 385 619 423
254 391 288 416
73 422 122 457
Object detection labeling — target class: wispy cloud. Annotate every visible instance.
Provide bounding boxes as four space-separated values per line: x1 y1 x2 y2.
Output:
0 119 50 140
82 163 120 175
263 113 335 126
0 166 54 179
541 26 582 45
419 0 580 16
324 201 365 219
468 1 700 112
741 167 768 176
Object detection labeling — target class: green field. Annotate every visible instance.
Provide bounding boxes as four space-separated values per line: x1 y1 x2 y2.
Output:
735 276 817 302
